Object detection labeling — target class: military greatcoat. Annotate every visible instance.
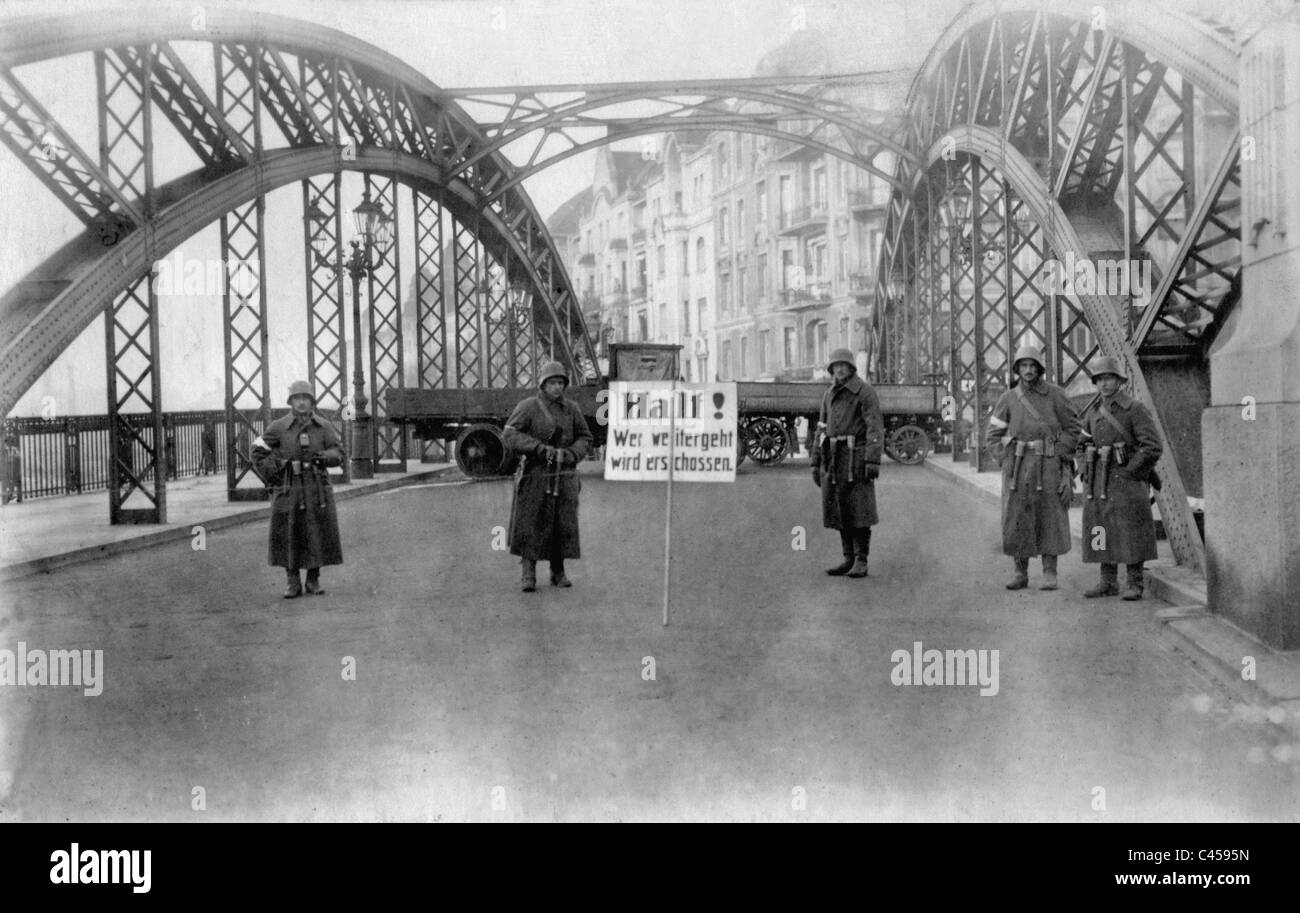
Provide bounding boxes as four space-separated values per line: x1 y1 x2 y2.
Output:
1079 392 1161 564
987 380 1080 557
502 393 593 561
811 373 885 530
251 412 344 569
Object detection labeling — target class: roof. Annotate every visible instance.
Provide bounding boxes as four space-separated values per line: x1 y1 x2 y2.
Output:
547 187 593 237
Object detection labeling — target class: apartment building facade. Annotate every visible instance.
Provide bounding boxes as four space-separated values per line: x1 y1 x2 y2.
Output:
547 135 716 380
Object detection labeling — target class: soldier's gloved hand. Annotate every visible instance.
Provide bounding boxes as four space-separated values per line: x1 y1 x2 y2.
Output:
811 464 821 488
865 464 880 481
1057 476 1074 508
558 448 574 464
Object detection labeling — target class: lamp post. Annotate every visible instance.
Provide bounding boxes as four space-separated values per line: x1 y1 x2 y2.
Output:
305 191 393 480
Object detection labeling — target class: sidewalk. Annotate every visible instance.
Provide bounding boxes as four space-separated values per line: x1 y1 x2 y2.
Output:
922 453 1300 739
0 463 460 580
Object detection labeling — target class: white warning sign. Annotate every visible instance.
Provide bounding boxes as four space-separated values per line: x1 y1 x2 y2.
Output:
605 381 738 482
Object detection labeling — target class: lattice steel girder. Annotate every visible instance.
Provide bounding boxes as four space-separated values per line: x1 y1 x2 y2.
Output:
0 66 141 227
364 173 405 468
301 174 351 483
452 213 483 388
440 75 917 194
413 188 447 390
0 146 594 421
96 46 154 214
131 42 252 165
220 196 271 500
1134 140 1242 351
104 273 165 524
0 9 610 396
908 2 1241 124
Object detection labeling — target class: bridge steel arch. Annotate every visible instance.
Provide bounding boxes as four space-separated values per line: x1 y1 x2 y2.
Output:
874 1 1252 574
0 8 601 520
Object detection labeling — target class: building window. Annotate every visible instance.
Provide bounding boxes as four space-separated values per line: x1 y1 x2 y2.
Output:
638 310 648 341
779 175 791 221
782 249 795 289
813 166 827 209
685 358 692 381
656 244 665 276
719 272 732 317
658 302 666 341
759 329 770 374
721 339 732 380
674 190 683 212
698 297 707 334
758 253 768 298
739 266 747 313
784 327 796 368
736 199 745 245
717 142 729 185
756 181 767 223
840 316 850 346
740 335 749 378
683 298 690 335
817 321 828 367
719 207 729 245
680 240 689 276
696 237 706 273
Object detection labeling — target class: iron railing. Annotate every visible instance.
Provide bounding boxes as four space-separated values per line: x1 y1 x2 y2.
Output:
0 408 302 501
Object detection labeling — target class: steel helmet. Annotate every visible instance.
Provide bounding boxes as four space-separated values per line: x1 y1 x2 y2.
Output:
537 362 569 388
1087 355 1128 383
826 348 856 373
287 380 316 404
1011 345 1046 373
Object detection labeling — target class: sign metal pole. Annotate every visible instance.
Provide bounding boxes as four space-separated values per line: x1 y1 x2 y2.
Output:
662 378 676 627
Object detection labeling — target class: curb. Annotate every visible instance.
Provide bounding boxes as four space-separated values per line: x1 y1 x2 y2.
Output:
920 457 1300 740
0 465 464 582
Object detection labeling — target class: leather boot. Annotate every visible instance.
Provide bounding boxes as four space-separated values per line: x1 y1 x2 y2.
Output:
1006 557 1029 590
846 527 871 577
1122 564 1144 601
304 568 325 596
1084 563 1119 598
521 559 537 592
283 569 302 599
550 559 571 588
827 529 855 575
1039 554 1059 590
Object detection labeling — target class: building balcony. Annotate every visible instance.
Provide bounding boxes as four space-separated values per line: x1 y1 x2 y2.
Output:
608 237 628 251
780 280 833 310
630 283 648 303
778 203 829 236
715 240 730 261
848 187 888 214
631 228 647 246
579 252 596 265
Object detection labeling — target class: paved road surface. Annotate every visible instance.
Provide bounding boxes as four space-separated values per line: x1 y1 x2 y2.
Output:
2 462 1297 821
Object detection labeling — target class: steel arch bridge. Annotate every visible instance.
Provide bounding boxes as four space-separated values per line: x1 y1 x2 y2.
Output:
871 0 1254 573
0 7 908 524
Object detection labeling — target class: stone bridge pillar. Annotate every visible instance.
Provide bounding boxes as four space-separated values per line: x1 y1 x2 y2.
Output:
1203 10 1300 648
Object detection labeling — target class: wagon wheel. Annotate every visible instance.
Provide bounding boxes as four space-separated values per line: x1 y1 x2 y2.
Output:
744 417 789 465
455 424 508 478
885 424 930 465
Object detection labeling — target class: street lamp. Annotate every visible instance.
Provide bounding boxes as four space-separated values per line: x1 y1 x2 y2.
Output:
305 191 394 480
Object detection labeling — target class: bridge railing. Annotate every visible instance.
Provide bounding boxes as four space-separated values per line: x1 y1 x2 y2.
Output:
1 409 274 502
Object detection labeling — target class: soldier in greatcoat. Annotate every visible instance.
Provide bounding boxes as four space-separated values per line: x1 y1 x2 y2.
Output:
986 345 1080 590
502 361 593 592
1077 356 1162 600
811 348 884 579
251 381 345 598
